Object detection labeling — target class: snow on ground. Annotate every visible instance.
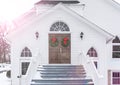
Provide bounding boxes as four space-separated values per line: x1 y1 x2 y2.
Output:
0 72 11 85
0 64 11 85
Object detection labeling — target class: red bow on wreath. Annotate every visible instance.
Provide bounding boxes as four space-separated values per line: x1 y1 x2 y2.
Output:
52 37 57 43
63 37 69 45
50 37 58 47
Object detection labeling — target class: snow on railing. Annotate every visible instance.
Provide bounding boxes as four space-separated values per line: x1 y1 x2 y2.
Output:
79 52 103 85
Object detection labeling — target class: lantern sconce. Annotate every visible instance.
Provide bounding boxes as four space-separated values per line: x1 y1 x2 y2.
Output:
80 32 84 40
35 32 39 40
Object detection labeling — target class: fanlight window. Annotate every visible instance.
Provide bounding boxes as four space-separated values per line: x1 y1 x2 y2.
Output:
21 47 32 57
50 21 70 31
87 47 98 57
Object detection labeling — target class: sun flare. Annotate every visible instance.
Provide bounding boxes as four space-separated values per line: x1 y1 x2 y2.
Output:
0 0 39 22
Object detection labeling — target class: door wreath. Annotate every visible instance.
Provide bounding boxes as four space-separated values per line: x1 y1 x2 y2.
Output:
61 37 70 47
50 37 59 47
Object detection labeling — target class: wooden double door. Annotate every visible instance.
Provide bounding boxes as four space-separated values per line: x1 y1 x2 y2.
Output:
49 34 71 64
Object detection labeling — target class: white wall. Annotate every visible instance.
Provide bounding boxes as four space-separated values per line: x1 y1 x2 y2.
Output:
83 0 120 35
82 0 120 84
9 0 120 84
10 5 109 85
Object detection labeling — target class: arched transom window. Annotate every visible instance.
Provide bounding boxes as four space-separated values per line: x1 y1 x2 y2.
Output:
87 47 98 57
50 21 70 31
21 47 32 57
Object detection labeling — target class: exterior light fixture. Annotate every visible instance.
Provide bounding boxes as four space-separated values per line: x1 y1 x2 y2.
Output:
80 32 84 40
35 32 39 39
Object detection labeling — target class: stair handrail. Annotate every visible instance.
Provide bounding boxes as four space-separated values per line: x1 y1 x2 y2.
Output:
23 51 41 85
80 52 103 85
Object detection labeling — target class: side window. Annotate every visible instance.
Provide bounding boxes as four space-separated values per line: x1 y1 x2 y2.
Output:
108 70 120 85
112 72 120 84
87 47 98 69
20 47 32 75
112 36 120 58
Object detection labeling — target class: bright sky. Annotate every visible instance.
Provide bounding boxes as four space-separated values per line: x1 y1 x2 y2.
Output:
0 0 40 22
0 0 120 22
114 0 120 3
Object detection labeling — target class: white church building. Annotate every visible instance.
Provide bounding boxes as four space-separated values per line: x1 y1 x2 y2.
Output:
7 0 120 85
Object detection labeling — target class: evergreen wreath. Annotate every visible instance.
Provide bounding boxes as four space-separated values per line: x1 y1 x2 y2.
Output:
50 37 59 47
61 37 70 47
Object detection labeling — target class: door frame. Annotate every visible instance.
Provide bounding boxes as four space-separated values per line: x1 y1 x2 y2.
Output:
48 33 71 64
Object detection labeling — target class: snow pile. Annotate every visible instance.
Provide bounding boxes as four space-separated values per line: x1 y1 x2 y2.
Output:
0 64 11 72
0 72 11 85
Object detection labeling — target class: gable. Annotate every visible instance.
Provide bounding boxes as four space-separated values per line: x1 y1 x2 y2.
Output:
7 3 114 42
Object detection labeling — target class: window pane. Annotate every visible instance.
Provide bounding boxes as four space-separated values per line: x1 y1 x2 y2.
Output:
29 52 32 57
113 78 119 84
113 72 119 77
21 52 24 57
94 61 97 69
113 46 120 51
87 47 97 57
119 78 120 84
112 72 120 84
25 47 28 51
22 62 30 75
113 52 120 58
20 47 32 57
25 52 28 57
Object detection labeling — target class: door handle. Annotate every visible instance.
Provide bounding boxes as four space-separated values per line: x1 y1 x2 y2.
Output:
60 48 62 53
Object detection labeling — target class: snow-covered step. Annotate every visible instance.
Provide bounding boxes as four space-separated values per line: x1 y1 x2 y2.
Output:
37 65 84 70
31 83 94 85
32 78 93 83
31 65 94 85
37 66 85 73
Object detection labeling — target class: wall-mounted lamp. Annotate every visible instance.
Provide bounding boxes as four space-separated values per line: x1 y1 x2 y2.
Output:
80 32 84 40
35 32 39 39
